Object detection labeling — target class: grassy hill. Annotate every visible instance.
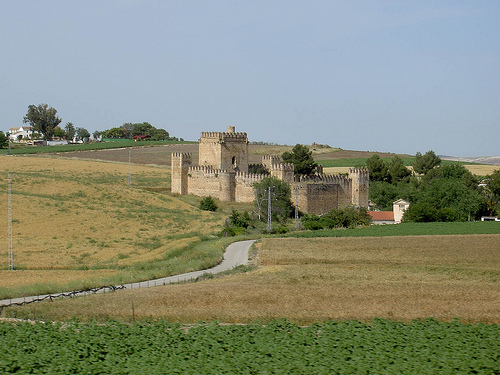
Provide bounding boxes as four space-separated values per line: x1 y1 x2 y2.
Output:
0 155 251 299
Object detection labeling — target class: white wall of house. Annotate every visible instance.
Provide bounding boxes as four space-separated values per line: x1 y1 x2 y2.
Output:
9 126 33 141
393 199 410 224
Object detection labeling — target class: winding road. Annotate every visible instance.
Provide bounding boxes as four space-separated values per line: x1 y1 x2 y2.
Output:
0 240 256 307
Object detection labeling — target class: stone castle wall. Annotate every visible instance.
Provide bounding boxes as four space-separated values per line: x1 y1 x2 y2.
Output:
187 166 224 199
171 152 191 195
293 174 354 215
171 128 369 213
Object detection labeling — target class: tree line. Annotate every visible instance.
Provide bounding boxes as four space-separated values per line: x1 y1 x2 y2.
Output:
367 151 500 222
1 103 178 144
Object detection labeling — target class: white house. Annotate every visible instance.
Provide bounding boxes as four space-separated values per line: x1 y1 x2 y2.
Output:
369 199 410 224
393 199 410 224
9 126 33 142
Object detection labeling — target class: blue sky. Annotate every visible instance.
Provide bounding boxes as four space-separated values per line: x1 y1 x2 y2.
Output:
1 1 498 156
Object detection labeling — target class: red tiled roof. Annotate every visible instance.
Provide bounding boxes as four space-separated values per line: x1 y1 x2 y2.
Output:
368 211 394 221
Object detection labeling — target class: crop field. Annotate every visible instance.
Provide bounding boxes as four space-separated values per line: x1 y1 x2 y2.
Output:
4 234 499 324
1 319 499 374
1 150 499 373
0 155 244 299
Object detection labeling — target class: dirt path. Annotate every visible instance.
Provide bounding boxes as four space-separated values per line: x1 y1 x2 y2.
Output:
0 240 255 307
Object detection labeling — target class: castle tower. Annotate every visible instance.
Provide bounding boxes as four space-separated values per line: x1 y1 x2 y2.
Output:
198 127 249 173
270 162 295 184
218 171 236 202
349 168 369 208
171 152 192 194
262 155 282 170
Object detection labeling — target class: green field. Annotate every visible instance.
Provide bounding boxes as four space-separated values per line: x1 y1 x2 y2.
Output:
0 319 498 374
287 221 500 238
317 157 473 168
0 139 195 155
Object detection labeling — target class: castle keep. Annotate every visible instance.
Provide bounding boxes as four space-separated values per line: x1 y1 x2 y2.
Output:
171 126 369 215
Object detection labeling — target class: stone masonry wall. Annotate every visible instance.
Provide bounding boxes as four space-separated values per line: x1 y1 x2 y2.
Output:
171 128 369 214
235 172 265 203
187 166 223 199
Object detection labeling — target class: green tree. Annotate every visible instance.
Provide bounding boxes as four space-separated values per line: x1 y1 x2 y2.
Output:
0 131 8 149
53 126 66 139
199 196 218 211
405 177 485 222
388 155 411 183
485 170 500 215
76 127 91 142
366 154 390 182
282 144 318 176
151 128 170 141
413 150 441 175
302 206 371 230
369 181 400 210
254 176 293 223
64 122 76 141
105 127 125 139
23 103 62 141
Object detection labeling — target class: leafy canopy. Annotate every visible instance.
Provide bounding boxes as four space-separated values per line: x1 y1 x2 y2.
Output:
366 154 390 182
0 131 7 149
23 103 62 141
64 122 76 140
282 144 318 176
254 176 293 223
413 150 441 175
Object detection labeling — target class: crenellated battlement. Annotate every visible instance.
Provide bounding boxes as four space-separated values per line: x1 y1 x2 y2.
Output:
188 165 225 175
171 152 192 160
270 162 294 171
200 132 248 142
235 172 266 185
299 174 350 185
348 167 369 176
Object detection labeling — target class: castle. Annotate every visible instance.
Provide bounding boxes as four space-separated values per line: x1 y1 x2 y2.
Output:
171 126 369 215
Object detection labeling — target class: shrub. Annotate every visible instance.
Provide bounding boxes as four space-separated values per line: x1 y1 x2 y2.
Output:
199 196 218 211
302 206 372 230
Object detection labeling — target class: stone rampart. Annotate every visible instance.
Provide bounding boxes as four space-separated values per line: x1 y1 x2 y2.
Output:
171 152 192 195
262 155 282 170
187 166 223 199
171 127 369 213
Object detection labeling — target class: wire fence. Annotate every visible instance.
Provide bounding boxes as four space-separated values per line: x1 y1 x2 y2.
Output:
0 272 217 314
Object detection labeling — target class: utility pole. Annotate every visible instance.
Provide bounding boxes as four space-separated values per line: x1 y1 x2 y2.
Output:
128 149 131 187
294 186 299 230
8 173 13 270
267 186 273 232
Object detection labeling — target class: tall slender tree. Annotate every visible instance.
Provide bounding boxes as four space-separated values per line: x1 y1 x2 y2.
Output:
23 103 62 141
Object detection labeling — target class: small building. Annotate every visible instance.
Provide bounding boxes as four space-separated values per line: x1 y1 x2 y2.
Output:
481 216 500 222
369 199 410 224
393 199 410 223
133 135 151 141
9 126 33 142
369 211 395 224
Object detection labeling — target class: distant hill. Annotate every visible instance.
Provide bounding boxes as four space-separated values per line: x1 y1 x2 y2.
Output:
442 156 500 166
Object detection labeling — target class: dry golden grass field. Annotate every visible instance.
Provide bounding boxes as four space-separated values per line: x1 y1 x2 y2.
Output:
0 155 245 298
5 235 499 324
